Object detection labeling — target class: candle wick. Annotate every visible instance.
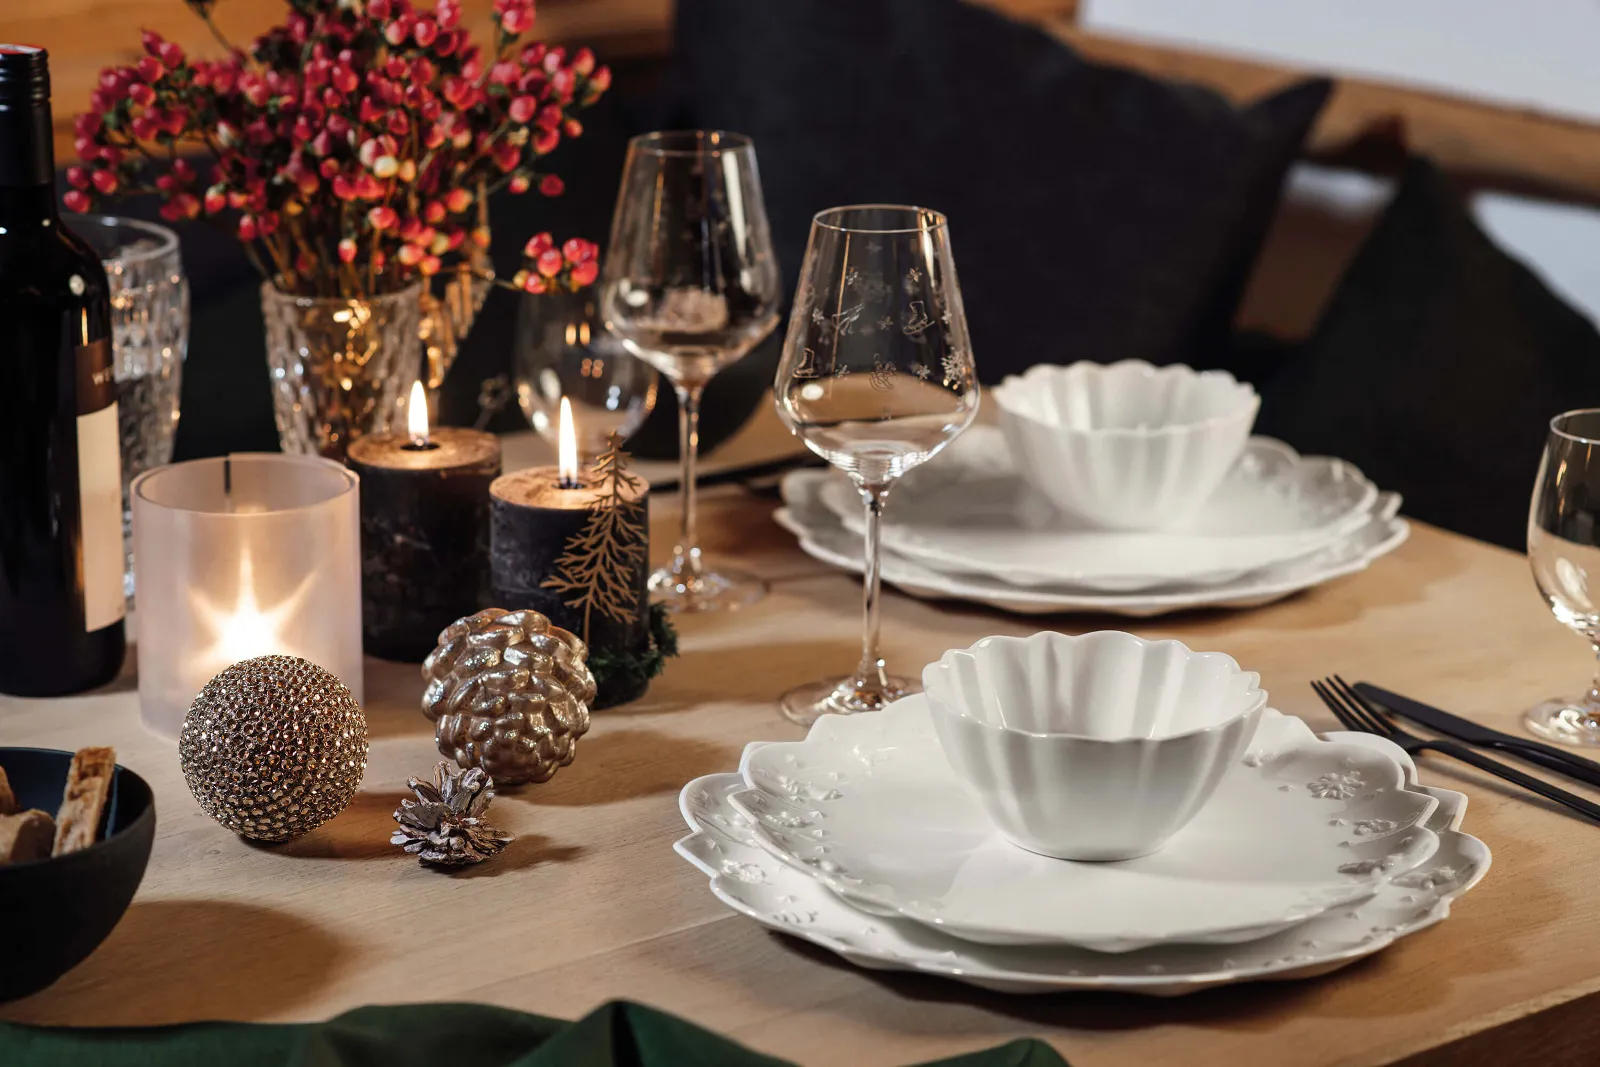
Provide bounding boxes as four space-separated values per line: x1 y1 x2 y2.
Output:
557 474 582 490
402 437 440 452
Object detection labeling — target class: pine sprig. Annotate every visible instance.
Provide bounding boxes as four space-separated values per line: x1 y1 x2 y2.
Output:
587 603 677 699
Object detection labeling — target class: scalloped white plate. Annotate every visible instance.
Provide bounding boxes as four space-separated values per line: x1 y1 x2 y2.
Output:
674 732 1490 995
818 427 1378 591
777 474 1408 617
729 702 1439 951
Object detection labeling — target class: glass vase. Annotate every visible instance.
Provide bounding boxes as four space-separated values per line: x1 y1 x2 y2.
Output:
261 281 422 460
75 215 188 604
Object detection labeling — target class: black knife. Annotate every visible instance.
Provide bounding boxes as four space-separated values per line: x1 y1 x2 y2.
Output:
1357 682 1600 789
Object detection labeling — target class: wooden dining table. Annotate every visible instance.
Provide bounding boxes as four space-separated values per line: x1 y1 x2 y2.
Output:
2 409 1598 1067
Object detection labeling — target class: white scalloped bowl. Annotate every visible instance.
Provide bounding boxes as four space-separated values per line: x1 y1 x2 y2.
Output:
924 631 1266 861
992 361 1259 531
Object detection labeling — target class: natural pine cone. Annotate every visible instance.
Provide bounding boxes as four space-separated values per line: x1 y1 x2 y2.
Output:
392 761 512 866
421 608 597 786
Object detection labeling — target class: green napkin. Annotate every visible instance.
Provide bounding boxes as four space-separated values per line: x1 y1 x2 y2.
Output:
0 1000 1068 1067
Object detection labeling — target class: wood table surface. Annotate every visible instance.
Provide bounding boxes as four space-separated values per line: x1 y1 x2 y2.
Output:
2 415 1598 1067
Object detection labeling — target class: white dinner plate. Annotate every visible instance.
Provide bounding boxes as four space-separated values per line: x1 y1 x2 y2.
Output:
730 701 1439 951
777 472 1409 617
674 731 1490 995
819 428 1378 591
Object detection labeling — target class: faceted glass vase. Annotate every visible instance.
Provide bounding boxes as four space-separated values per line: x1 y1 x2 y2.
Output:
261 281 422 460
76 215 189 604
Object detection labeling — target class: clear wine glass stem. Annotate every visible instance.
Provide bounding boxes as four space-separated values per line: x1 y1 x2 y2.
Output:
852 482 894 703
672 382 705 581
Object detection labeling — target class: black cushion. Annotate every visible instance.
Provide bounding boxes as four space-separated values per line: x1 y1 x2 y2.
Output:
670 0 1330 382
1256 158 1600 550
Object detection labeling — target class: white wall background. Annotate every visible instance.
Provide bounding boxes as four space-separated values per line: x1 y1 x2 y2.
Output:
1082 0 1600 125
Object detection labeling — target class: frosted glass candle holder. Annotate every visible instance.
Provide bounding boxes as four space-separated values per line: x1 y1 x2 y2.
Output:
132 453 362 737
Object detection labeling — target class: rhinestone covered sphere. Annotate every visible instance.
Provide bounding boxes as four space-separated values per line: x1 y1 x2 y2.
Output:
179 655 370 842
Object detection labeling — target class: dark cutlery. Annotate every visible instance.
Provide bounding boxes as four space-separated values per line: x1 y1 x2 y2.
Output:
1357 682 1600 790
1313 676 1600 823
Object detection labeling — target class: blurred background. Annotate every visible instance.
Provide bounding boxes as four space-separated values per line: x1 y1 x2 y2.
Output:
13 0 1600 549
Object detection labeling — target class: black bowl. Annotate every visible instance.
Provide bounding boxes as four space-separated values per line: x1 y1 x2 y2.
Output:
0 748 156 1002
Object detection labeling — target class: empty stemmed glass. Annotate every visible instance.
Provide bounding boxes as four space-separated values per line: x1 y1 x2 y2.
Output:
600 131 783 612
1526 408 1600 744
774 205 980 726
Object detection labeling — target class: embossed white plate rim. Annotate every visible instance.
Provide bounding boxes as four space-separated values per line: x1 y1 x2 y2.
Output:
729 703 1440 950
673 732 1490 995
776 476 1409 617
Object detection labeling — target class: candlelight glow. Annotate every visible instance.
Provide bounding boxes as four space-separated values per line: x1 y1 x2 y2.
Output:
558 395 580 487
407 380 430 447
192 545 310 671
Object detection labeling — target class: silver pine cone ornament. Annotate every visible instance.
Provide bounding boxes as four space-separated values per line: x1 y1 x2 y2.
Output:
392 762 512 866
422 608 597 786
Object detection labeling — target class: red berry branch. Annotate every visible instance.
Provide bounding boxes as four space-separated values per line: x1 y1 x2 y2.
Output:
67 0 609 299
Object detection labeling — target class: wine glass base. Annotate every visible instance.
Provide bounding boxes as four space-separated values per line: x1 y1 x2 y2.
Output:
1524 698 1600 746
780 674 918 728
649 563 766 614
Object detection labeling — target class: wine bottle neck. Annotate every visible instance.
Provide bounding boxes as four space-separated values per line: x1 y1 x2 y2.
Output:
0 45 56 192
0 102 54 191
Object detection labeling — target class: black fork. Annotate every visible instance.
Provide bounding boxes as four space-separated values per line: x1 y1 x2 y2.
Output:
1313 675 1600 823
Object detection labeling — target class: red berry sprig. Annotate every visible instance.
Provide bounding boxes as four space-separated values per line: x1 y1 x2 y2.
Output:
68 0 610 300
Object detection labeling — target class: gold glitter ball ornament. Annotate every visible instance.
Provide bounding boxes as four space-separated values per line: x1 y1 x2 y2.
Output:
179 655 370 842
422 608 596 786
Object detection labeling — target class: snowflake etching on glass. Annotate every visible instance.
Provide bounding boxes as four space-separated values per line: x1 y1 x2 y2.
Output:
844 267 862 289
877 314 894 331
911 363 932 380
941 347 971 389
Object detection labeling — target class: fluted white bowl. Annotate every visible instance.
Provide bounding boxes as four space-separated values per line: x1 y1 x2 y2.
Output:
992 361 1259 531
924 631 1266 861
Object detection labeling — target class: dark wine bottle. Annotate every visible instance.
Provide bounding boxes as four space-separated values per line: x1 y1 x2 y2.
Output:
0 45 126 696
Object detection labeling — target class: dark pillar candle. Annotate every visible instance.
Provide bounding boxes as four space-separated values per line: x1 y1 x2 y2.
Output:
489 467 650 708
347 427 501 661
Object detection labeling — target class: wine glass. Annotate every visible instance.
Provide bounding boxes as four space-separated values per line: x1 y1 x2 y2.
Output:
1526 408 1600 744
600 131 783 612
513 287 659 459
773 205 980 726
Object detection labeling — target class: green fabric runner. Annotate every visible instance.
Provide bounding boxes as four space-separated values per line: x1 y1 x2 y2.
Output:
0 1000 1068 1067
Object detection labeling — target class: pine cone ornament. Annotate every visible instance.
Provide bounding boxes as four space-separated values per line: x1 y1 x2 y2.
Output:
421 608 597 785
391 762 512 866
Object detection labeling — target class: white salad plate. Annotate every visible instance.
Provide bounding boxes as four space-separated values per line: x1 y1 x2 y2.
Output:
674 731 1490 995
728 699 1440 951
818 427 1378 592
777 472 1409 617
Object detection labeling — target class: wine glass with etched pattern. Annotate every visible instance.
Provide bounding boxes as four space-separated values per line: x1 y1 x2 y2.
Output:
773 205 980 726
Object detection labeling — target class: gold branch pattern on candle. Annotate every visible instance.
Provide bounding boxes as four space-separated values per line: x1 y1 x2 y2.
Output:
541 433 648 640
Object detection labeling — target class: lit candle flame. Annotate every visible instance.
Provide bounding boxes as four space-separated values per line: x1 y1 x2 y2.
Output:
407 380 430 447
558 396 580 488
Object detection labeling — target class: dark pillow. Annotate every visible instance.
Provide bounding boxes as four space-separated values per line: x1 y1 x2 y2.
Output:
670 0 1330 382
1256 158 1600 550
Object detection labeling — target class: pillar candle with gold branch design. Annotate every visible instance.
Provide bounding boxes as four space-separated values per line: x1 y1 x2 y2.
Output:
489 400 660 708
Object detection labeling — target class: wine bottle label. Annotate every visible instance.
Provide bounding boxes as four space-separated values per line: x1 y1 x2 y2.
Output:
75 338 124 632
